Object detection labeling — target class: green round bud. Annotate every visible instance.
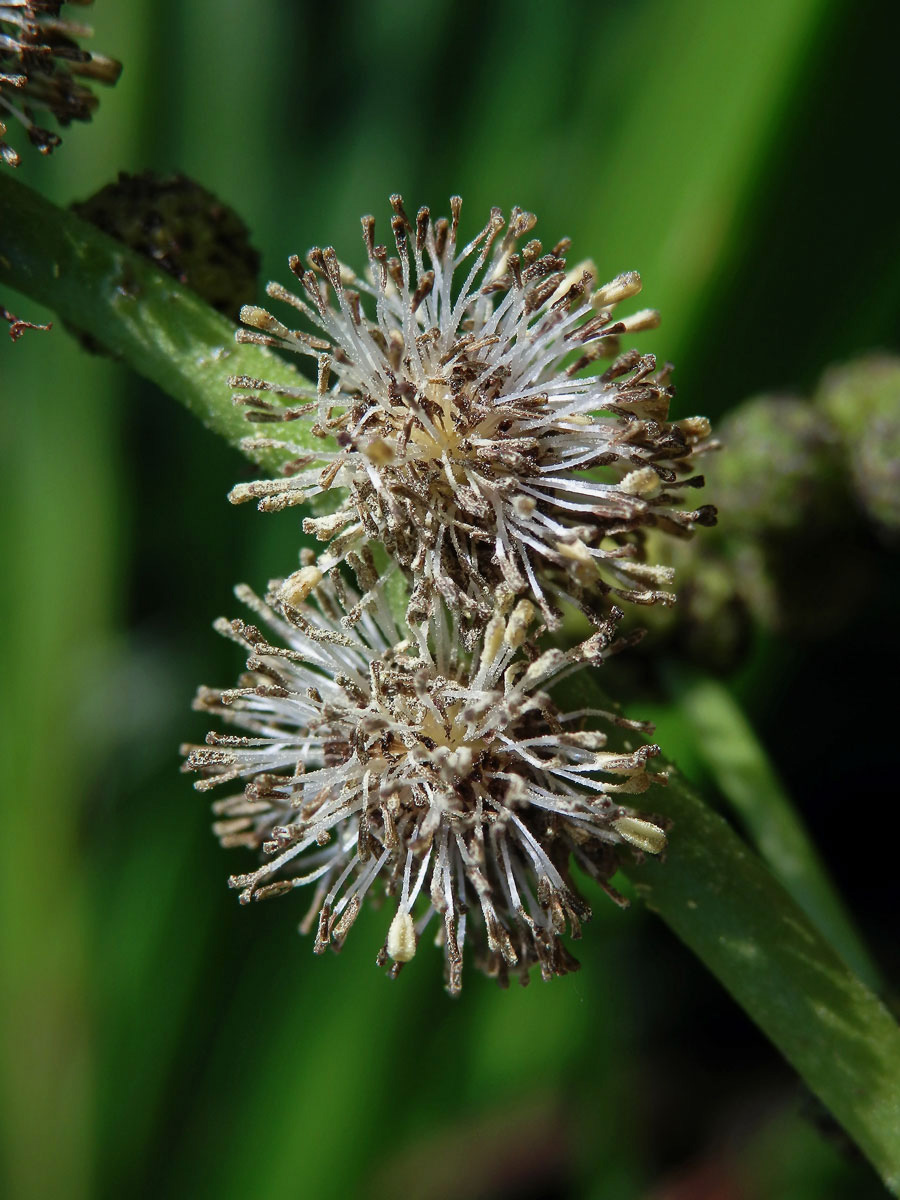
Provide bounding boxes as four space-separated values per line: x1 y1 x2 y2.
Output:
630 532 752 673
71 171 260 321
708 395 843 539
815 355 900 535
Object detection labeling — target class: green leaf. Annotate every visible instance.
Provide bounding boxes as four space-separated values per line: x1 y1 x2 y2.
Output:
622 768 900 1194
573 0 841 366
661 669 882 991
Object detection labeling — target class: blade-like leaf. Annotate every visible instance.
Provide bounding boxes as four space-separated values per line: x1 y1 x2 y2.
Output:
623 768 900 1194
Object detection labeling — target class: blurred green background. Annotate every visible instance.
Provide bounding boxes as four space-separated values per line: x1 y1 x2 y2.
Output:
2 1 899 1197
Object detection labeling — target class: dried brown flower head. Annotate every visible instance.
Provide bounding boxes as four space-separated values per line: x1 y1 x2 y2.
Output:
229 196 715 639
182 560 668 993
2 298 50 339
1 1 121 167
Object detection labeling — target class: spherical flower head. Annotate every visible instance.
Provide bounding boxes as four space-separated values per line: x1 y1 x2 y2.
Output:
228 196 715 638
182 557 668 993
1 1 121 168
815 354 900 536
711 394 843 538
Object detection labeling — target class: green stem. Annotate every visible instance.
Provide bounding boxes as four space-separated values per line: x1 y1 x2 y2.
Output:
620 771 900 1194
657 668 882 991
0 171 313 475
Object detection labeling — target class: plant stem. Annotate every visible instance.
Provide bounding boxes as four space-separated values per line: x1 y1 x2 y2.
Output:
0 171 314 475
620 766 900 1194
561 669 900 1191
656 668 882 991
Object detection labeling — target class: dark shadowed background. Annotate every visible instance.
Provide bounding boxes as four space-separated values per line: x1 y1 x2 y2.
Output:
2 1 898 1197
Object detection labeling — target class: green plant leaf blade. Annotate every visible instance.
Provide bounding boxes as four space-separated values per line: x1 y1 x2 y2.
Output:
662 669 882 991
622 772 900 1195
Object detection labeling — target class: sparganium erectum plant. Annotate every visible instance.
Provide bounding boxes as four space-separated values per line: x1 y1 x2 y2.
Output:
1 7 900 1190
4 17 900 1187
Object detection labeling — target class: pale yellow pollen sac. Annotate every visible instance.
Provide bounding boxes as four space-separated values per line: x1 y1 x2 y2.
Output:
556 540 592 561
622 562 676 586
593 271 642 308
278 565 323 608
522 647 566 688
303 508 355 540
676 416 712 440
387 909 417 963
613 816 667 855
619 466 661 498
512 494 537 517
240 305 289 337
479 612 506 674
615 308 660 334
362 437 395 466
505 599 537 649
556 539 593 564
555 538 595 585
549 258 598 305
227 482 258 505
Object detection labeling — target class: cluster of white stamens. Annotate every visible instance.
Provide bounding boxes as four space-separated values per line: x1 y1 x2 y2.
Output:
186 196 716 990
229 196 715 635
183 563 668 992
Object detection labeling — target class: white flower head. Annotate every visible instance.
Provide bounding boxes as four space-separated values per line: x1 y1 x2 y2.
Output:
229 196 715 639
183 558 668 993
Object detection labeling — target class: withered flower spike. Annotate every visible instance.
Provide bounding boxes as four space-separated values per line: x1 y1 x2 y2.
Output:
229 196 715 639
183 567 668 993
2 300 51 340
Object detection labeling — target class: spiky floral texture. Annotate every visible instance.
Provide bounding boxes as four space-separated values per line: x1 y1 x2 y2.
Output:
1 1 120 168
229 196 715 637
182 558 668 993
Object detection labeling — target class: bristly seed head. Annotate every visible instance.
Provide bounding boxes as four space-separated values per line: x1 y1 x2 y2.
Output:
1 2 121 168
228 196 716 640
182 563 668 994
